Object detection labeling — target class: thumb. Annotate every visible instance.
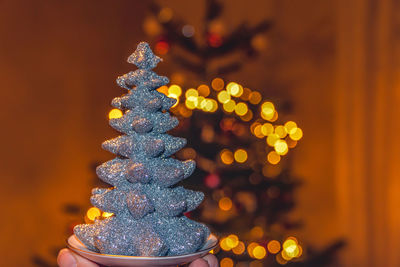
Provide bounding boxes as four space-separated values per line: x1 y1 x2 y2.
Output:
57 248 99 267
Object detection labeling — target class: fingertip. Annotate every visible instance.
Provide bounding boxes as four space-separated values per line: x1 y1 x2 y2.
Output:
57 248 76 267
189 258 210 267
203 254 219 267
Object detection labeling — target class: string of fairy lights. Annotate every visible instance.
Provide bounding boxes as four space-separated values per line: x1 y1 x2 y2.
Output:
86 78 303 265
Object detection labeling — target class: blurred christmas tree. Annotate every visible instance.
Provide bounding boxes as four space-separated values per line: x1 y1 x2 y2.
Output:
138 0 344 266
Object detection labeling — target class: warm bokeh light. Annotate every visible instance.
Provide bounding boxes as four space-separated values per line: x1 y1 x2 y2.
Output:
185 88 198 98
158 7 173 22
197 96 205 109
240 109 253 121
220 149 234 165
253 245 267 259
154 41 169 55
284 121 298 134
232 241 246 254
267 134 280 146
108 109 123 119
250 226 264 239
219 197 233 211
267 151 281 165
267 240 281 254
168 84 182 97
211 77 225 91
274 140 289 155
102 212 114 218
247 242 259 258
220 257 234 267
198 84 210 97
223 99 236 113
185 98 196 110
86 207 101 221
227 82 243 97
234 102 248 116
241 87 251 101
157 85 169 95
261 101 275 120
261 123 274 136
226 234 239 248
253 124 264 138
218 90 231 104
275 125 287 138
289 127 303 141
220 238 231 251
249 91 262 104
234 149 248 163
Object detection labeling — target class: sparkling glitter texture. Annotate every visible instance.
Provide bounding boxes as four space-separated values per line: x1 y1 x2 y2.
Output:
74 42 210 256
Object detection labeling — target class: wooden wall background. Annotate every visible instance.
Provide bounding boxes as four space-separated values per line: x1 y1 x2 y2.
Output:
0 0 398 266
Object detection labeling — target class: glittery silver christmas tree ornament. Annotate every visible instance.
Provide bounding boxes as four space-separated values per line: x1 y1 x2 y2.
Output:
74 42 210 256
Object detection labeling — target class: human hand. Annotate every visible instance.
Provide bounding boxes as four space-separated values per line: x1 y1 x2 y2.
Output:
57 248 218 267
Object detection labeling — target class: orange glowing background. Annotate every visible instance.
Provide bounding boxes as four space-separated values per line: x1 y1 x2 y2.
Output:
1 0 400 266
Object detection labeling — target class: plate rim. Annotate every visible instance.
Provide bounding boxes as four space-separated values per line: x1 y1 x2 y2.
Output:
67 233 218 260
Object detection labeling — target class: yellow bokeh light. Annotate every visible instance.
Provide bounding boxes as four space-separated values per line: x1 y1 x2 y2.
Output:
234 149 248 163
223 99 236 112
185 88 198 98
210 99 218 112
253 246 267 260
261 101 275 119
203 99 214 112
219 197 233 211
240 109 253 122
267 134 280 146
261 123 274 136
218 91 231 104
249 91 262 104
289 128 303 141
185 98 197 110
267 240 281 254
157 85 168 95
102 212 114 218
250 226 264 239
211 77 225 91
220 257 234 267
283 239 297 250
275 125 287 138
267 151 281 165
274 140 289 155
232 241 245 254
241 88 251 101
197 96 205 109
270 111 279 122
220 238 231 251
168 84 182 97
86 207 101 221
108 109 123 120
247 242 259 258
227 82 243 97
226 234 239 248
284 121 298 134
197 84 210 97
235 102 248 116
220 149 234 165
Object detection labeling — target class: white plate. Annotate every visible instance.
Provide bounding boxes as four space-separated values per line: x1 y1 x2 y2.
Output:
67 234 218 267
